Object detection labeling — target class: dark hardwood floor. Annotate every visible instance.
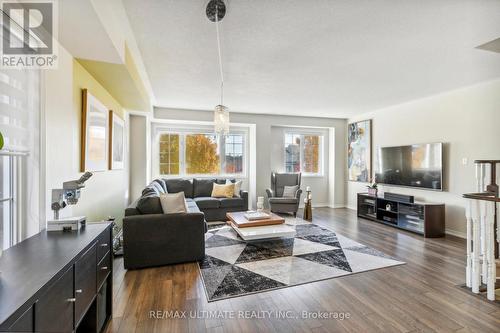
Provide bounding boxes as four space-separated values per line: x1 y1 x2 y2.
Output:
105 208 500 333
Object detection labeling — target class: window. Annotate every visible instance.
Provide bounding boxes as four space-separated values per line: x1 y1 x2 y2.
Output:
156 130 246 177
0 66 41 248
224 134 244 174
285 134 301 172
303 135 320 173
159 134 180 175
185 134 220 174
0 156 13 251
285 133 322 175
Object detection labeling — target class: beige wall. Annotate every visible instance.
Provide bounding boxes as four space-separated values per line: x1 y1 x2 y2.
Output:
44 46 129 227
347 79 500 237
129 114 149 201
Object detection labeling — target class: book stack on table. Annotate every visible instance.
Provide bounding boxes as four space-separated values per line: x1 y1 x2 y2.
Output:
227 211 285 228
244 211 271 221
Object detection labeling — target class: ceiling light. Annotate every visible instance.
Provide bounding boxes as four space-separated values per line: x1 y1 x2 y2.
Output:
206 0 229 135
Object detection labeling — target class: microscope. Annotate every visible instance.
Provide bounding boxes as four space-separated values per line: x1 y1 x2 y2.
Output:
47 172 93 231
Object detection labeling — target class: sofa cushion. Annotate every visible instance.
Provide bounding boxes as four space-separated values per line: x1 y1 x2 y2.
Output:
194 197 221 209
269 197 298 204
186 199 201 213
165 179 194 198
226 179 242 197
283 185 299 198
160 192 187 214
212 183 235 198
136 195 163 214
193 178 215 197
219 197 244 208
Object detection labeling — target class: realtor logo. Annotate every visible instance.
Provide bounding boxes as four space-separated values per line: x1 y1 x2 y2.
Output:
1 0 58 68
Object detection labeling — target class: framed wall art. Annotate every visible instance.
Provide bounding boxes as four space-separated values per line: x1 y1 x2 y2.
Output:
348 119 372 182
81 89 109 172
109 110 125 170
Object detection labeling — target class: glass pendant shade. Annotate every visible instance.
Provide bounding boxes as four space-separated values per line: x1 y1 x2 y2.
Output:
214 104 230 134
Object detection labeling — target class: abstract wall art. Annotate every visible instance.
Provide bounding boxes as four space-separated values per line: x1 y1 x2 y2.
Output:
348 119 372 182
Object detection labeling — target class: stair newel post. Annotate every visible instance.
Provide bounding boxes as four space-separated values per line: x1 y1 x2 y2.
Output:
485 201 496 301
481 202 488 284
471 200 481 293
465 199 473 288
497 202 500 255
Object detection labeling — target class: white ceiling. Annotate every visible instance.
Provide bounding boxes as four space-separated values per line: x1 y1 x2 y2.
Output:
123 0 500 118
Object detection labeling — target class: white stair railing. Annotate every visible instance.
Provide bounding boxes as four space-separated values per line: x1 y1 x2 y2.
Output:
464 161 499 301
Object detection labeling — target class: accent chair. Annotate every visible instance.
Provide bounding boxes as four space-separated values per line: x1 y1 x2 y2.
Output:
266 172 302 217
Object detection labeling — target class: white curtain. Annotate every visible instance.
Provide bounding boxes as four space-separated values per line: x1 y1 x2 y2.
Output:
0 68 41 245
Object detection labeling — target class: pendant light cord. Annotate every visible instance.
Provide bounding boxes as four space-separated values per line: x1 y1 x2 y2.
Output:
215 5 224 106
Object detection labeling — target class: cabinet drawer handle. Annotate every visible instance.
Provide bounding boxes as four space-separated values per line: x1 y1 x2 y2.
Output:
76 289 83 294
101 266 108 270
67 298 76 302
100 243 108 247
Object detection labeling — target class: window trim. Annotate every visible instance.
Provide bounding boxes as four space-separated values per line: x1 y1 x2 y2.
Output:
284 131 324 177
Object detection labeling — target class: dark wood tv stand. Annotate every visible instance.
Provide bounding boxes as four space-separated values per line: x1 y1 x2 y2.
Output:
357 193 445 238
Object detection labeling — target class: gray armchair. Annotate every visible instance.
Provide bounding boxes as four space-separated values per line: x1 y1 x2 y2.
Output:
266 172 302 217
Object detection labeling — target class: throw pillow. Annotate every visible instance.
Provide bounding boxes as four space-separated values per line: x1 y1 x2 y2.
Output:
212 183 235 198
226 179 242 197
160 192 187 214
282 185 299 198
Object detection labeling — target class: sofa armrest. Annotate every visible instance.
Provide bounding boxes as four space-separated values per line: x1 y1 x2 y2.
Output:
266 188 274 198
123 213 206 269
240 190 249 210
295 188 303 200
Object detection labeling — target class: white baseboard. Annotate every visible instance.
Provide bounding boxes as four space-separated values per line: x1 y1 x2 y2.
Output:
445 229 466 239
327 204 346 209
346 205 357 211
300 203 330 208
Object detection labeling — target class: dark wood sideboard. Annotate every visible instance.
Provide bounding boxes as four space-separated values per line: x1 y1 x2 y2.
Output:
357 193 445 238
0 223 113 333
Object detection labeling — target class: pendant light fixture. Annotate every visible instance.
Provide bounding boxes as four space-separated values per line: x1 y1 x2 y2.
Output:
206 0 229 135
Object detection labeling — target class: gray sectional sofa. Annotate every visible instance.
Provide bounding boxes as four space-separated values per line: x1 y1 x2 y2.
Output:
123 178 248 269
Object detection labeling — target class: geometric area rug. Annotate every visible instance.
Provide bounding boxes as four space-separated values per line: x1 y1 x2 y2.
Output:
198 219 405 302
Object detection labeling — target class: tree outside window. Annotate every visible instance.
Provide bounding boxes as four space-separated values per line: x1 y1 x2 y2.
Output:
157 131 246 177
185 134 220 174
303 135 320 173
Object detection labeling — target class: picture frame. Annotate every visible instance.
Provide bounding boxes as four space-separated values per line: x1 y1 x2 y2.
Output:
81 89 109 172
109 110 125 170
347 119 372 182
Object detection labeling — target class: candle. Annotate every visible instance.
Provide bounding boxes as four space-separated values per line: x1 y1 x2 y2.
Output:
306 186 311 192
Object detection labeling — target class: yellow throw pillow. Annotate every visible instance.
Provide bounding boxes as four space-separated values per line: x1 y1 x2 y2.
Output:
212 183 235 198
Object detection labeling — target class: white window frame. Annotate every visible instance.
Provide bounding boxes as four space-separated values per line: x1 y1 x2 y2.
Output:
284 131 324 177
152 125 248 179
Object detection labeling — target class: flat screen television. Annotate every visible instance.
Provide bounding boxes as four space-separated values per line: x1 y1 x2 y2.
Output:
374 142 443 190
